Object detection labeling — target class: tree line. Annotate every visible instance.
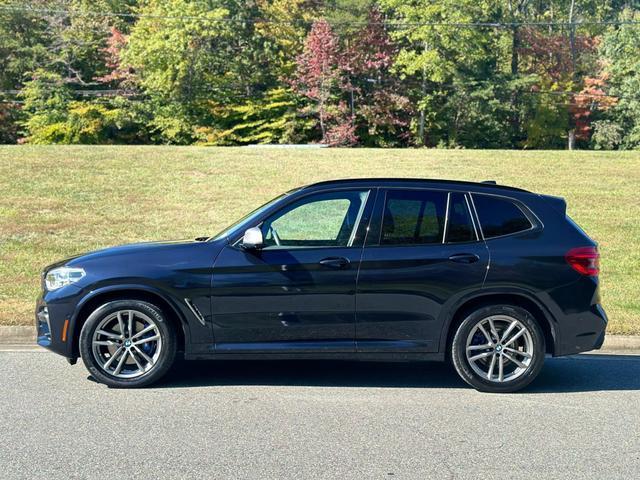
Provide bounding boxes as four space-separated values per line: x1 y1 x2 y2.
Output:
1 0 639 149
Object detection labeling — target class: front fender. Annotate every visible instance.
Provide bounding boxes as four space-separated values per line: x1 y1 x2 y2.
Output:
66 283 209 359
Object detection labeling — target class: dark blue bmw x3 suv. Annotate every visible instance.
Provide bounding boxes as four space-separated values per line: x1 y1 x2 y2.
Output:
36 178 607 392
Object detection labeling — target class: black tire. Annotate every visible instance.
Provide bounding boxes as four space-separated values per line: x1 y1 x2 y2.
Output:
451 305 545 393
79 300 177 388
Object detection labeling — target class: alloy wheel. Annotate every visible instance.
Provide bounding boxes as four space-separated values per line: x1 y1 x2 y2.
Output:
465 315 534 383
91 309 162 379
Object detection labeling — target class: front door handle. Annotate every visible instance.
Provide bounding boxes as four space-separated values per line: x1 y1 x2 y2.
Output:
448 253 480 264
319 257 350 269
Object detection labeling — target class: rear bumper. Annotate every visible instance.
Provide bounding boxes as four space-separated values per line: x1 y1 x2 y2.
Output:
554 303 608 356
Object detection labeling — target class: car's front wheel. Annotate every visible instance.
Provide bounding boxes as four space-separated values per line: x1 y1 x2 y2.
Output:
79 300 177 388
451 305 545 393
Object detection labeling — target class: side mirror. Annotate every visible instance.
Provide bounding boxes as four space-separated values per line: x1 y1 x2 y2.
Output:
241 227 264 250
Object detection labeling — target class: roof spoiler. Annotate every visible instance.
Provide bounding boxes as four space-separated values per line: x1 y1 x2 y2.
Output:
540 194 567 215
481 180 497 185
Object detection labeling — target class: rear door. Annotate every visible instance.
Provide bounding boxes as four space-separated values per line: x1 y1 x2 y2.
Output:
356 188 489 353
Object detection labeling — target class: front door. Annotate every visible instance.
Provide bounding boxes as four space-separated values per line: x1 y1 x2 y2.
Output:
211 188 374 353
356 189 489 352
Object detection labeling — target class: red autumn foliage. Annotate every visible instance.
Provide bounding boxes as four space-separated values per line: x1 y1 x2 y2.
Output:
291 9 410 146
291 19 355 145
570 76 618 140
342 8 395 76
343 8 411 143
518 27 613 141
95 27 136 89
518 27 597 81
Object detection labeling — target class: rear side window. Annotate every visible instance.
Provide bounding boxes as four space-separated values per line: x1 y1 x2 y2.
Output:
381 190 447 245
473 194 532 238
445 193 476 243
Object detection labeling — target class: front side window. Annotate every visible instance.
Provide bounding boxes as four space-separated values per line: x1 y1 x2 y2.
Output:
473 194 533 239
381 189 447 245
261 190 370 248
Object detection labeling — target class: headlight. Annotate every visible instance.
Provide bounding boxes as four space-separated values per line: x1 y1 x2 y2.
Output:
45 267 85 291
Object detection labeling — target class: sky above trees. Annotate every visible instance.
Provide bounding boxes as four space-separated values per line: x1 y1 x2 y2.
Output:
1 0 639 149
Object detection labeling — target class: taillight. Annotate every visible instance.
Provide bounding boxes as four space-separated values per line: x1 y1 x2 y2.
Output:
565 246 600 276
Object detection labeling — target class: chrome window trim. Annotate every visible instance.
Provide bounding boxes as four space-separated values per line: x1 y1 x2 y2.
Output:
464 193 480 241
347 190 371 247
441 192 451 243
442 191 479 244
467 193 485 241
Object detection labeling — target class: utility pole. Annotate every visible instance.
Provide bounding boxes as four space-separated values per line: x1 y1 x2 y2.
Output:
418 41 427 146
568 0 577 150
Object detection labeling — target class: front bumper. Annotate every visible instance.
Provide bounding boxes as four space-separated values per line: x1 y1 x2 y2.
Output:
35 285 83 359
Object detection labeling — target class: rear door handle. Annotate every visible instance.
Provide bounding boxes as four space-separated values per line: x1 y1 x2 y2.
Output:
448 253 480 264
319 257 350 269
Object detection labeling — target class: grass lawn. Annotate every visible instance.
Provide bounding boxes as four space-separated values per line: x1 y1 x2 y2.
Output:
1 146 639 334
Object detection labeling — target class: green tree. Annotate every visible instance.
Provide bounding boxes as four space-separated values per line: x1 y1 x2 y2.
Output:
380 0 508 147
20 69 148 143
122 0 231 143
599 8 640 149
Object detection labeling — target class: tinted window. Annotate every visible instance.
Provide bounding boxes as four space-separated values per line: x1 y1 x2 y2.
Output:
473 194 532 238
381 190 447 245
446 193 476 243
261 190 369 248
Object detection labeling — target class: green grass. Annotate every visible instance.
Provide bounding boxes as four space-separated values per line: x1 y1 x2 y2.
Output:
1 146 639 334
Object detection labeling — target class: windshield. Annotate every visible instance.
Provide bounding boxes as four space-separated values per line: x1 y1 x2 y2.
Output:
209 193 288 242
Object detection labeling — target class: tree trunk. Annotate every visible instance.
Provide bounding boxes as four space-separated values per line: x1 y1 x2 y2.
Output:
418 75 426 146
510 26 519 77
568 130 575 150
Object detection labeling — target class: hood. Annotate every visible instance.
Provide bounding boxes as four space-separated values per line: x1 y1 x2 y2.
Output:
53 238 219 269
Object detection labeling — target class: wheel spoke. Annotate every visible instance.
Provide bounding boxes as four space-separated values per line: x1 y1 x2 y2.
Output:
103 347 123 370
114 350 129 375
133 334 160 346
96 329 122 340
468 343 492 351
133 345 153 365
129 349 144 370
488 318 500 343
500 320 518 344
117 312 125 336
503 352 527 369
94 340 119 346
498 355 504 382
487 353 497 380
128 310 134 338
131 324 155 341
477 324 494 344
469 350 494 362
504 347 531 359
503 327 526 347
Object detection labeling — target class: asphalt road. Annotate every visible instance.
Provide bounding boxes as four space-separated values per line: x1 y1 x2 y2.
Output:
1 351 639 480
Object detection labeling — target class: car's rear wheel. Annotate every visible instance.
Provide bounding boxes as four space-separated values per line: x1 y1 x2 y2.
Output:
79 300 177 388
451 305 545 393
